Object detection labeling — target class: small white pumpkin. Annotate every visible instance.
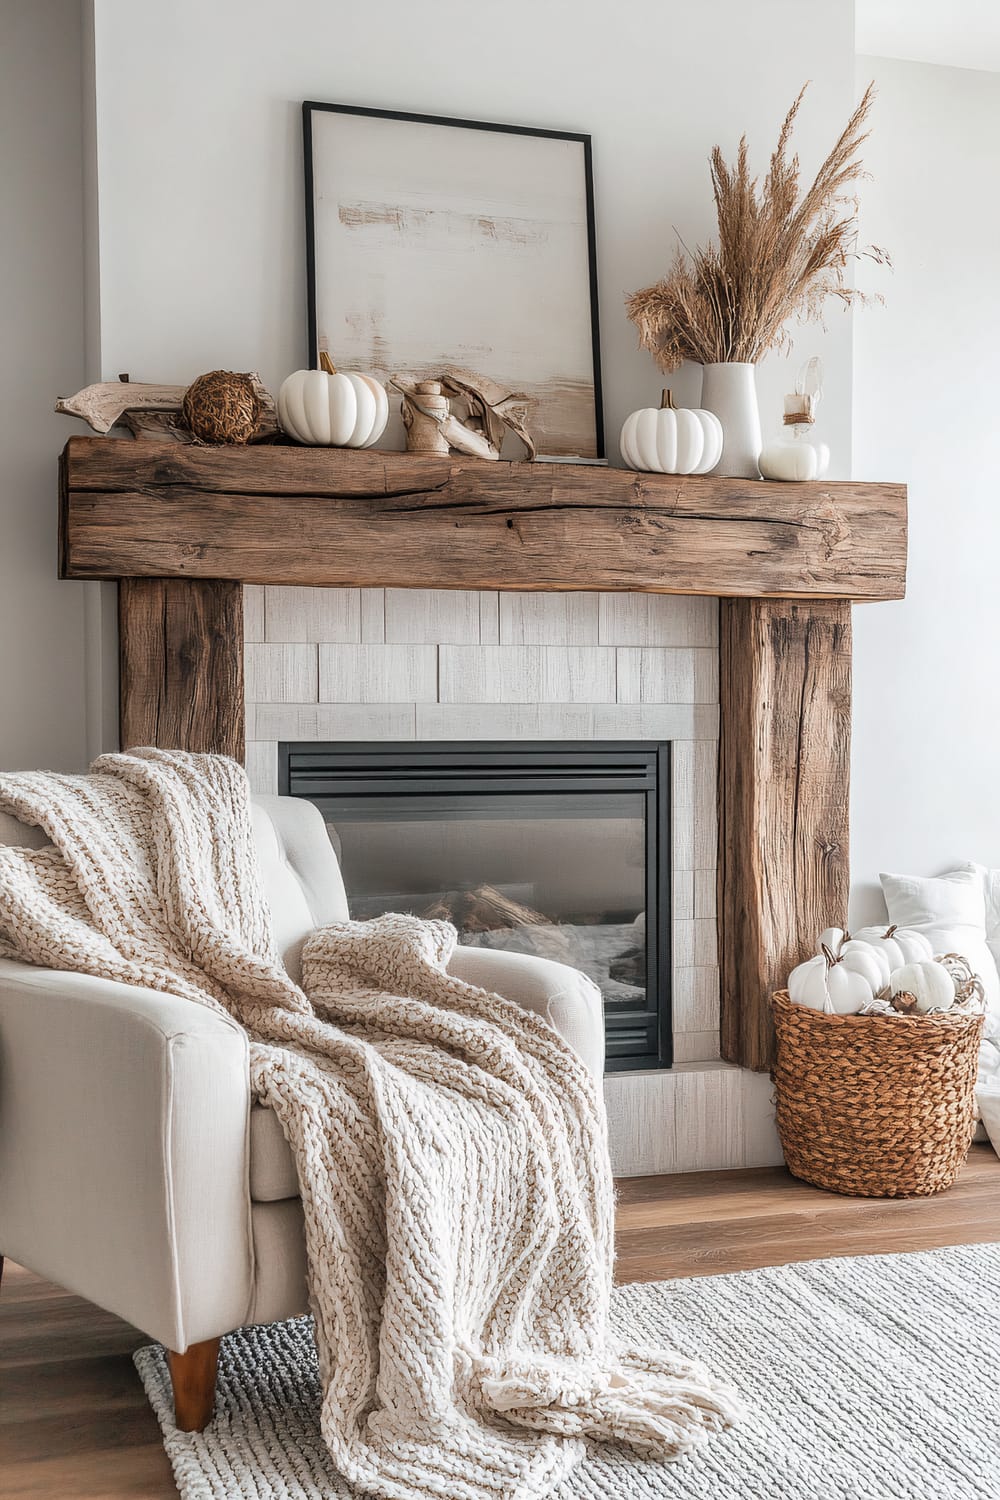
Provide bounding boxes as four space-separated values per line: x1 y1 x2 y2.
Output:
814 928 891 986
838 940 890 992
819 926 847 957
758 436 830 482
851 924 935 970
278 352 389 448
620 390 723 476
788 944 875 1015
889 960 956 1014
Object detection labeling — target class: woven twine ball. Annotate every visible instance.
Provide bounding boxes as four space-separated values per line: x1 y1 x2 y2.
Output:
182 370 261 444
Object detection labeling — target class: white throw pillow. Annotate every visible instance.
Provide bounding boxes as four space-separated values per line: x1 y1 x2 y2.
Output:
879 866 1000 1008
965 863 1000 980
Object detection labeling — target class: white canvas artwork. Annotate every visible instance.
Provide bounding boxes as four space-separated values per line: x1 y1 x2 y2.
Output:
305 105 603 460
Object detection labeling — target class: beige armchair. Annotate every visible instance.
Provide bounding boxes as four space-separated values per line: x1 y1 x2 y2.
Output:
0 793 605 1430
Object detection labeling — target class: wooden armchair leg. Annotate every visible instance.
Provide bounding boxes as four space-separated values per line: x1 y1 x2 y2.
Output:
167 1337 221 1432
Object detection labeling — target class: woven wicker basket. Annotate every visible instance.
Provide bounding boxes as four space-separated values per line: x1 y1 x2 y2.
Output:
772 990 983 1198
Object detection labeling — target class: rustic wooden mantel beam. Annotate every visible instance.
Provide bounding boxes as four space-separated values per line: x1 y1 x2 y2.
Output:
59 438 905 1072
60 438 906 601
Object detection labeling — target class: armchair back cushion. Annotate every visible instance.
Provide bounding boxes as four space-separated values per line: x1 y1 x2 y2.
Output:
250 795 349 981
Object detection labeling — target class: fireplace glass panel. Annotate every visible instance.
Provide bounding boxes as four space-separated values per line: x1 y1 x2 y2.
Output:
282 744 670 1069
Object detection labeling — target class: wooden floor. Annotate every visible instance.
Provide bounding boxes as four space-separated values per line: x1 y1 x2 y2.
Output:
4 1146 999 1499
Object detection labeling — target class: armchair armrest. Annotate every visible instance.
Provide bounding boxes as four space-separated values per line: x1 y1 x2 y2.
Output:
446 946 605 1081
0 960 252 1350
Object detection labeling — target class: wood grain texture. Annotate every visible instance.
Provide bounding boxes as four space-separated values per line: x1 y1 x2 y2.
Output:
4 1149 997 1497
718 599 852 1071
613 1143 1000 1281
119 578 245 758
60 439 907 600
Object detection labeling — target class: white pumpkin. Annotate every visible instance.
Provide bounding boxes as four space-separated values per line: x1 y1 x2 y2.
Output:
788 944 875 1015
619 390 723 476
758 436 830 482
814 928 891 987
278 352 389 448
819 926 847 957
851 924 935 970
838 940 891 992
889 960 956 1014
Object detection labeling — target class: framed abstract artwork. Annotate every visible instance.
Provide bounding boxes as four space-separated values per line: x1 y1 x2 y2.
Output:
303 101 604 460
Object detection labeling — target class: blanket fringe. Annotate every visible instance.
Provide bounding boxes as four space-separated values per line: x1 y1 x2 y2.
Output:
474 1348 743 1458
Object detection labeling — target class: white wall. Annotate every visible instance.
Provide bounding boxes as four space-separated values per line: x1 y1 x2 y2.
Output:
0 2 89 771
88 0 857 475
851 55 1000 922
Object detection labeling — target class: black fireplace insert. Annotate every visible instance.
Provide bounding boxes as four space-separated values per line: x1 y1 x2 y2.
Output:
279 742 671 1070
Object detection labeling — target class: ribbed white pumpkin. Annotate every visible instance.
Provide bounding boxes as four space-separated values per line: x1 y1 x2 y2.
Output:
278 352 389 448
620 389 723 476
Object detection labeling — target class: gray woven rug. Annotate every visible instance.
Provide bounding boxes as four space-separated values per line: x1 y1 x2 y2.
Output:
136 1243 1000 1499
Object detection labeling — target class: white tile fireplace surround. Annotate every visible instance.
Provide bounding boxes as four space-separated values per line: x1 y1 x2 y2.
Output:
243 584 780 1174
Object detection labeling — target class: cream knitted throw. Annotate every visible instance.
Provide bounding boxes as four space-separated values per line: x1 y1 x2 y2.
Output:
0 750 740 1500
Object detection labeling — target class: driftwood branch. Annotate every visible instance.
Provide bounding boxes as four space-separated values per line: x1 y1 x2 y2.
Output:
56 374 279 439
392 371 535 462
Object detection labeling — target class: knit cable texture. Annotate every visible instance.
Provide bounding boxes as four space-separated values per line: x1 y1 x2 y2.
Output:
0 750 741 1500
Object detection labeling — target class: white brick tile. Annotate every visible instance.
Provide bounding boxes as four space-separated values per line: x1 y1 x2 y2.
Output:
673 919 719 968
672 741 695 869
478 593 500 644
617 648 690 704
249 702 417 740
693 741 718 868
617 647 718 705
244 740 277 794
416 703 598 740
360 589 385 643
265 587 360 643
590 704 719 740
244 585 265 642
245 644 317 703
385 589 482 643
672 740 718 871
319 645 438 703
673 1029 721 1063
599 594 718 646
694 868 717 918
499 593 600 644
439 646 615 704
694 648 720 702
605 1064 742 1176
672 966 720 1031
672 869 694 921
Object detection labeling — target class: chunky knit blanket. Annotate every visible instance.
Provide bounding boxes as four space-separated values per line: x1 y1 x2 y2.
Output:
0 750 740 1500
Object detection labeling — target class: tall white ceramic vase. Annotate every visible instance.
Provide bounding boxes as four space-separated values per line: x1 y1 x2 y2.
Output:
700 362 762 479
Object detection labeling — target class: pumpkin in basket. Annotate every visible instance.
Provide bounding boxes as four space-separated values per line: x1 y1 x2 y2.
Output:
788 943 879 1015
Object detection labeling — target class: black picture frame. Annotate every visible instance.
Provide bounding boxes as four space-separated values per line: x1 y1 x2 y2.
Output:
302 100 605 461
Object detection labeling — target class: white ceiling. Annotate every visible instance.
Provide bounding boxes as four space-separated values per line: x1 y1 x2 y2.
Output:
857 0 1000 72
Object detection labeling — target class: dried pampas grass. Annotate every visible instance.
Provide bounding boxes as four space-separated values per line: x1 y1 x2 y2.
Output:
626 83 889 371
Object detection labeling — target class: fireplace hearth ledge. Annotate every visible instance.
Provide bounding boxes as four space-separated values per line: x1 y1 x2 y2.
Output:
604 1059 780 1176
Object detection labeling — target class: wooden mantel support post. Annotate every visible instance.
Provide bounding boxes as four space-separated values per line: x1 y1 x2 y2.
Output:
118 579 245 759
718 599 852 1069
